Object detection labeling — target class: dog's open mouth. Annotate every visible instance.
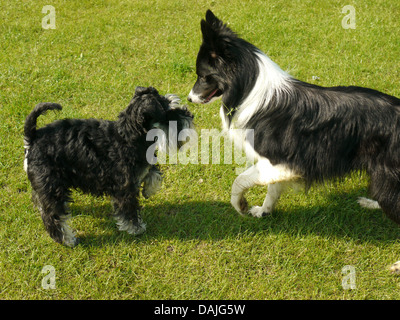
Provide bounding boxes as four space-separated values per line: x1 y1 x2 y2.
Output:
203 88 222 103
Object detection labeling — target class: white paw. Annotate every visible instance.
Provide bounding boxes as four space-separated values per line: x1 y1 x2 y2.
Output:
249 206 271 218
390 261 400 274
357 197 381 210
59 215 78 247
142 170 163 199
62 234 79 247
115 215 146 236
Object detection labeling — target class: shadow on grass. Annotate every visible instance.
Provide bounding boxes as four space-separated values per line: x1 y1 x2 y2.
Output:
69 188 400 248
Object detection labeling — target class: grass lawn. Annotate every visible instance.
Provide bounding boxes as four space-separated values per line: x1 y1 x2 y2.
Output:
1 0 400 299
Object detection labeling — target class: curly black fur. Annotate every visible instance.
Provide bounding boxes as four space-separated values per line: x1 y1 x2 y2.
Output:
24 86 193 246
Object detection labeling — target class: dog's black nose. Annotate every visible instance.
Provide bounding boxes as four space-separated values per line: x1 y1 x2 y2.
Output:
187 96 192 103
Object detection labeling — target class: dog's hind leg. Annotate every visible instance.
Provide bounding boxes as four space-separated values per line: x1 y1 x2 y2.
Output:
112 194 146 236
36 190 77 247
369 168 400 274
231 158 299 215
369 168 400 225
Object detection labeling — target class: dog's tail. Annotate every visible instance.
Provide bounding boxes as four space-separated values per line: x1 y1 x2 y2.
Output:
24 103 62 146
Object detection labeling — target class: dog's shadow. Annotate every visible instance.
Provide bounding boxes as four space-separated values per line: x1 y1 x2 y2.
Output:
69 189 400 248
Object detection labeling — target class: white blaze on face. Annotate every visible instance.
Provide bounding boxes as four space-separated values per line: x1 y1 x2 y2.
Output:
187 89 204 104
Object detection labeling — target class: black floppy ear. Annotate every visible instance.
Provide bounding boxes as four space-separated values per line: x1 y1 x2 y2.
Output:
118 88 167 138
135 86 159 96
141 97 167 131
133 86 166 131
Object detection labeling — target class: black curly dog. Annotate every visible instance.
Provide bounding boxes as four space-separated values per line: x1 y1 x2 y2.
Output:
24 86 193 246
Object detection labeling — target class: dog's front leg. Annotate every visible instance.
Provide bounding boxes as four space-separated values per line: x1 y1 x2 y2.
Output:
142 165 163 199
231 159 299 216
113 195 146 236
231 165 260 215
248 183 283 218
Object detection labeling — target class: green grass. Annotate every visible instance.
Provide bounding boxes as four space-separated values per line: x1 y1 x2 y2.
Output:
1 0 400 299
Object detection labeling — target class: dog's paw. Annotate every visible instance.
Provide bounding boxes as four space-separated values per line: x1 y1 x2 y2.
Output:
60 215 79 247
127 221 146 236
249 206 271 218
142 170 163 199
239 197 248 213
390 261 400 274
357 197 381 210
115 215 147 236
231 195 248 215
63 236 79 247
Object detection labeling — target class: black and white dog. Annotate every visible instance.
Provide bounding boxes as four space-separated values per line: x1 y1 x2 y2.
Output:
24 86 193 247
188 11 400 271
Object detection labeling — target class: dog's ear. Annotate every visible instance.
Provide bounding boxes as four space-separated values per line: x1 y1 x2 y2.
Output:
200 19 221 61
205 10 217 24
204 10 223 30
140 96 167 131
134 86 159 97
166 107 195 148
200 19 215 46
201 10 222 47
200 10 237 61
118 88 167 138
166 106 194 126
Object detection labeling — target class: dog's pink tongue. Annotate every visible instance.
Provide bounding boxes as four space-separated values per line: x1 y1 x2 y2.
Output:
206 89 218 102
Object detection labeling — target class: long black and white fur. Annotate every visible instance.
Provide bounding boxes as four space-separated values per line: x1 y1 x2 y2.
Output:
188 10 400 272
24 86 193 247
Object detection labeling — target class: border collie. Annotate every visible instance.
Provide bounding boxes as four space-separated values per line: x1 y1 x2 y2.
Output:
188 10 400 273
24 86 193 246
